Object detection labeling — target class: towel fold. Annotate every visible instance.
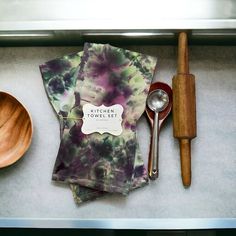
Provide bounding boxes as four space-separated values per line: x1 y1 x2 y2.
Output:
40 43 157 203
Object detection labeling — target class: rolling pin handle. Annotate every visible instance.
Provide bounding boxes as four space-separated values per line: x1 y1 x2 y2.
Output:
178 32 189 74
179 138 191 187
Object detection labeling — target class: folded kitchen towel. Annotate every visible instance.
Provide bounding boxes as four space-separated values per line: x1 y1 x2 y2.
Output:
50 43 157 194
40 45 156 202
40 52 103 203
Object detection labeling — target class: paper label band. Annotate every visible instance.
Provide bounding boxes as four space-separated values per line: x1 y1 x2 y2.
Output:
81 104 123 136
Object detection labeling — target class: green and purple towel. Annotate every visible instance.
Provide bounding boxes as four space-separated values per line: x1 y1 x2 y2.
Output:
40 43 157 204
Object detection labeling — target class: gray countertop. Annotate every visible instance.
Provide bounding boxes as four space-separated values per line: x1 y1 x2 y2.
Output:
0 45 235 229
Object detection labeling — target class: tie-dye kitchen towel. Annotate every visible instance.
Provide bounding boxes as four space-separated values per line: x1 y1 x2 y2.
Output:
51 43 157 194
40 47 155 203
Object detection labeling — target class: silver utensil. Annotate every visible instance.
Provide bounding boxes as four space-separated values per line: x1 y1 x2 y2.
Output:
147 89 169 180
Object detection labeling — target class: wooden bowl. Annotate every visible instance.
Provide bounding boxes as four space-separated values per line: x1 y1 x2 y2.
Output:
0 92 33 168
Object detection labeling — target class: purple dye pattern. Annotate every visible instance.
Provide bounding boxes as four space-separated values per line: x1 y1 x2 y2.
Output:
40 46 157 203
52 43 157 194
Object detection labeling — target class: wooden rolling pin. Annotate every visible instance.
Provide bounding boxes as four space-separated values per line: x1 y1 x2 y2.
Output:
172 32 197 187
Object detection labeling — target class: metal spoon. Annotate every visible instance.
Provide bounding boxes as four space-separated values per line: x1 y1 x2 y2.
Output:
147 89 169 179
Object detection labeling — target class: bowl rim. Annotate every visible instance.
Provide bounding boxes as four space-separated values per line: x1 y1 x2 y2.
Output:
0 91 33 168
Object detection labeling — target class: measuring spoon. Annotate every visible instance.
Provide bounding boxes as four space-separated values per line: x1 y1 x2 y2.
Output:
146 82 172 180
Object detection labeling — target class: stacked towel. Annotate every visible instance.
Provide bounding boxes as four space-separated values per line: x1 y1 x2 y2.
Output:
40 43 157 204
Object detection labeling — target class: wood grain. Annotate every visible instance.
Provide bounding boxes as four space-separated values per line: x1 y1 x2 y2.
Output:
172 73 196 138
172 32 197 187
0 92 33 168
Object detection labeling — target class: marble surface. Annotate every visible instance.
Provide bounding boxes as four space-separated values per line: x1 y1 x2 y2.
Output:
0 45 235 219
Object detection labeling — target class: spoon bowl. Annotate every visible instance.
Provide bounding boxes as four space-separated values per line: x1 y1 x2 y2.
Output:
0 92 33 168
146 82 173 128
147 89 169 113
